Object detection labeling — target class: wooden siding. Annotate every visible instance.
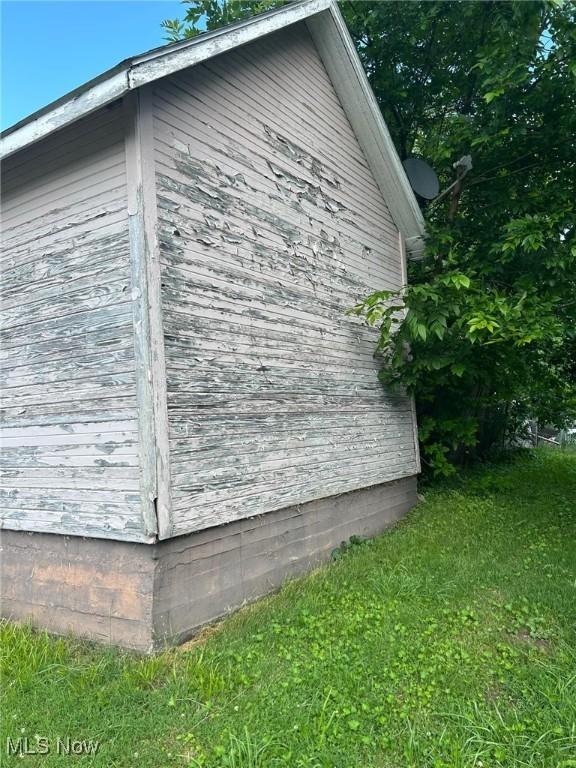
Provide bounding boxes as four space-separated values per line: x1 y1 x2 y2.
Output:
0 106 149 542
152 24 419 537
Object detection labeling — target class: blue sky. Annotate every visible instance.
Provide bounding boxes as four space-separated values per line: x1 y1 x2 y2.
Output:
1 1 185 130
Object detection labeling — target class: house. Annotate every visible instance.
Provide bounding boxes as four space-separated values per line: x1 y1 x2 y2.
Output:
0 0 425 650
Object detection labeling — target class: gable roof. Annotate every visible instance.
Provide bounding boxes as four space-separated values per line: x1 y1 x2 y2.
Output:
0 0 425 255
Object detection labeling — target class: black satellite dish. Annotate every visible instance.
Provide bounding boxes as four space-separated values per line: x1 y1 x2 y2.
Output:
402 158 440 200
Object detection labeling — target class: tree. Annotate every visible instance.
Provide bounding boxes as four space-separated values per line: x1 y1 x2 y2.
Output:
161 0 286 40
163 1 576 474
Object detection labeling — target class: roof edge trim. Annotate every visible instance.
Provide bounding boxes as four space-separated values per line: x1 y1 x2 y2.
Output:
0 0 331 160
0 0 425 255
0 71 128 159
129 0 332 88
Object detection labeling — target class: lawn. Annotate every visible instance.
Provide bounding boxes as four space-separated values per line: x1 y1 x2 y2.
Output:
1 450 575 767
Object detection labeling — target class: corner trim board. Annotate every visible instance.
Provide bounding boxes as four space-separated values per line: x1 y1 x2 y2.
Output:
124 90 172 539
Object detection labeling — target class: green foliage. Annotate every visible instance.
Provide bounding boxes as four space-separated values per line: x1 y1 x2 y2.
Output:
345 0 576 472
163 1 576 473
161 0 284 41
2 451 576 766
330 534 372 561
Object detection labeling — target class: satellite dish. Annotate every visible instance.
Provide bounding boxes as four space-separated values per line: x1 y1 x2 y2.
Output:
402 158 440 200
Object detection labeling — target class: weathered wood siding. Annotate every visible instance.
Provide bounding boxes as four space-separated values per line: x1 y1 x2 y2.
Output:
0 105 149 542
152 24 419 537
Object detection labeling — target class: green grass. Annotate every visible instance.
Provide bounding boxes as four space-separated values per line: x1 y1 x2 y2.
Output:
2 450 576 767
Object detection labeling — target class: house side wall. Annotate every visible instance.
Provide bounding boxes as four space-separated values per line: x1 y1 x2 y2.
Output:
0 105 149 542
152 24 419 537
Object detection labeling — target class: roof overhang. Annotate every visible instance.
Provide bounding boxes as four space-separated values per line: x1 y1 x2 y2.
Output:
0 0 425 255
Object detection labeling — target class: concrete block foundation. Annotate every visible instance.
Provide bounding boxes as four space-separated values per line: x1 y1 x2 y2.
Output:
1 476 417 651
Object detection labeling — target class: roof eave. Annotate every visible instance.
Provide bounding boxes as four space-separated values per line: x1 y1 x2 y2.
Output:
0 0 332 160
